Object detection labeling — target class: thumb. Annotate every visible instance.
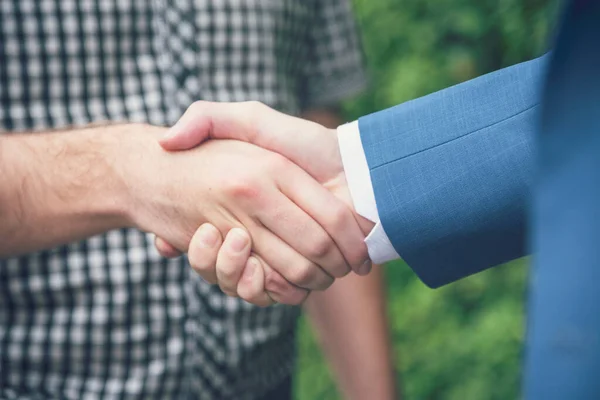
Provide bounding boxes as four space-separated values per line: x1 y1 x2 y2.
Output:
159 104 214 151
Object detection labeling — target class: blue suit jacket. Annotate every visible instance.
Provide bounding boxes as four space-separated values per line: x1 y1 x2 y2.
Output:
358 1 600 397
359 55 545 288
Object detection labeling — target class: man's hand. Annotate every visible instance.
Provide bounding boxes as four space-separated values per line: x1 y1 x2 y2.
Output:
125 135 368 304
156 101 374 305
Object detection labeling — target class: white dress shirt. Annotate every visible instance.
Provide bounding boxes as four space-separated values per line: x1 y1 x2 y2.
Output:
337 121 401 264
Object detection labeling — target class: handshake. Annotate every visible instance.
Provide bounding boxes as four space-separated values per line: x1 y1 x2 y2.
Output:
144 101 374 306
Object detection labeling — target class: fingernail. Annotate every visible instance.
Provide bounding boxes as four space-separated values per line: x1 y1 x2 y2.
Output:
358 259 372 275
228 229 249 252
198 224 219 248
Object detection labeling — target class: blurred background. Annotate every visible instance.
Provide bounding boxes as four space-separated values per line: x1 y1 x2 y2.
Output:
296 0 557 398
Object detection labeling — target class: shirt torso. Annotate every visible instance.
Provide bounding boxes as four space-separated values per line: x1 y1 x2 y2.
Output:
0 1 365 398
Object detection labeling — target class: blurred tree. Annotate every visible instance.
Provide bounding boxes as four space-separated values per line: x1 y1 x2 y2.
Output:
296 0 557 399
345 0 557 118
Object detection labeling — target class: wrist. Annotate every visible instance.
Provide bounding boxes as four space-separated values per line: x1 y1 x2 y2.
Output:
110 123 168 230
69 125 144 230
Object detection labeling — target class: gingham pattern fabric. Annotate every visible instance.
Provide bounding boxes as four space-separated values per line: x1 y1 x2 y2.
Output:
0 1 367 399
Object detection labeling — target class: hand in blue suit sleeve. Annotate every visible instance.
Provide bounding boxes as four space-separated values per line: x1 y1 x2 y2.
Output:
358 55 548 287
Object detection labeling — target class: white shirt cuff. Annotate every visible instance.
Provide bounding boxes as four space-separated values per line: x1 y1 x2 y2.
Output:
337 121 401 264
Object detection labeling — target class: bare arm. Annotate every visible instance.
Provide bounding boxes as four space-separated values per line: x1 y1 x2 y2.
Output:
0 124 153 257
0 120 365 303
302 109 399 400
304 269 398 400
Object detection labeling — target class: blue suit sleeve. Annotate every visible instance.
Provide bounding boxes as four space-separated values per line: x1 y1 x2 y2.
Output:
359 55 548 287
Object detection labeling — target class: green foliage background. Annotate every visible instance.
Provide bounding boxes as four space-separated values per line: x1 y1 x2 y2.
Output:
295 1 557 399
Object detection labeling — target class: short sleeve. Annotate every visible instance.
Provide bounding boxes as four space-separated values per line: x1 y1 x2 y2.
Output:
301 0 369 109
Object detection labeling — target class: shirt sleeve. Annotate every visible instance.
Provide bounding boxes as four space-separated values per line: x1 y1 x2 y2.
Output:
337 121 401 264
300 0 369 109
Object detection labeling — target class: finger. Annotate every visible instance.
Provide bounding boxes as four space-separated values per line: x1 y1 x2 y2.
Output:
160 101 258 152
259 256 310 306
236 256 276 307
154 236 184 258
159 101 214 151
195 102 331 180
278 164 370 276
254 186 350 279
188 224 223 284
159 101 259 151
250 224 334 291
236 252 309 306
159 101 315 154
215 228 252 296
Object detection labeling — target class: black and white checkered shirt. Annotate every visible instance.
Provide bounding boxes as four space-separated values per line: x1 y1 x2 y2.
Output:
0 1 366 398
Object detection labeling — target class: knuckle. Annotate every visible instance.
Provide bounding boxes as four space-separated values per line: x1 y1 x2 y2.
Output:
330 262 351 279
225 178 261 200
309 233 334 259
263 268 292 293
263 273 307 306
239 288 272 308
329 203 352 229
288 261 321 289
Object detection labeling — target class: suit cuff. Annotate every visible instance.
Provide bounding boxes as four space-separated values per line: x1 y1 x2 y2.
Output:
337 121 401 264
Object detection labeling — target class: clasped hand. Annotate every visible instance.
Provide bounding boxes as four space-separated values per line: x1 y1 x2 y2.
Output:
148 101 373 306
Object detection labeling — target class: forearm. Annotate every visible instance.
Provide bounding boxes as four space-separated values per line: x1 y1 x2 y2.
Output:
0 124 163 257
305 267 398 400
